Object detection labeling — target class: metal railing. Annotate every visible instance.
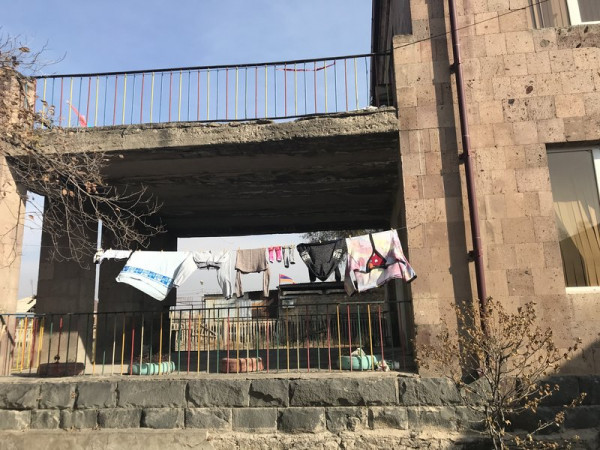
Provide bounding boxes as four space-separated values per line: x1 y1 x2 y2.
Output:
0 300 413 376
33 52 393 128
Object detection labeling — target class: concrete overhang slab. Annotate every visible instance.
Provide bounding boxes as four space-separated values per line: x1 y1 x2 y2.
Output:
34 108 400 236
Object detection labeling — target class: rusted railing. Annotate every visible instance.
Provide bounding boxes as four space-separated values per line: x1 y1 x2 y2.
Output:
0 300 412 376
33 52 393 129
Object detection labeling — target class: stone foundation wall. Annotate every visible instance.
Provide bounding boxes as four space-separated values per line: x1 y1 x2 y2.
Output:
0 375 598 447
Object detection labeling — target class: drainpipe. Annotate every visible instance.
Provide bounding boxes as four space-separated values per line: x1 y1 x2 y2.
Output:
447 0 489 327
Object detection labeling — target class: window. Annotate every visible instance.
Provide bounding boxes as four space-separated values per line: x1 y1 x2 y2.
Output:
547 147 600 287
566 0 600 25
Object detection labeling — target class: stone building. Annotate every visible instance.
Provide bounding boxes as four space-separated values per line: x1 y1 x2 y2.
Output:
1 0 600 377
373 0 600 373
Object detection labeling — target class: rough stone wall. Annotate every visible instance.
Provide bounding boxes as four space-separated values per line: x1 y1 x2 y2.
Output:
0 374 598 447
393 0 600 374
0 69 30 375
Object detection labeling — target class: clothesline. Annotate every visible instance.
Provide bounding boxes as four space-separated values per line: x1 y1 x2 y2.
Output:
95 229 416 303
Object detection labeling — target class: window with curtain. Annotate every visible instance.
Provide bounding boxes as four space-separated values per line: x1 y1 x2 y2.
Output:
547 148 600 287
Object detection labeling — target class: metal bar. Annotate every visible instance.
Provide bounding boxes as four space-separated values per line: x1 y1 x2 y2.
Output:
150 72 155 123
102 314 108 374
255 66 258 118
84 314 90 373
354 57 359 110
168 72 173 122
158 312 163 375
59 79 64 126
46 315 53 366
129 318 135 375
178 70 182 121
139 314 145 376
122 73 127 125
324 60 328 113
197 310 201 373
285 308 290 373
187 70 190 121
305 306 310 372
326 310 331 371
112 314 117 376
378 306 384 366
140 73 145 123
344 59 348 111
177 310 182 374
368 305 374 371
197 70 200 121
130 74 136 125
235 67 238 120
187 310 192 374
36 52 389 79
264 65 267 118
294 63 297 116
334 58 338 112
266 319 270 373
284 63 287 116
347 305 352 372
313 61 317 113
225 68 228 120
336 305 341 371
76 77 82 127
37 317 45 370
113 75 118 125
94 76 99 126
357 305 362 367
206 69 210 120
68 78 73 127
85 77 91 127
120 314 126 375
73 315 79 375
226 310 230 374
149 312 154 372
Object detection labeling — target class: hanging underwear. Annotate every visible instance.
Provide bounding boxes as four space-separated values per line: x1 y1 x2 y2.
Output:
296 239 346 282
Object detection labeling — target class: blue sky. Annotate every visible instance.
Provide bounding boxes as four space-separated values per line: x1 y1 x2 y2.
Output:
12 0 373 297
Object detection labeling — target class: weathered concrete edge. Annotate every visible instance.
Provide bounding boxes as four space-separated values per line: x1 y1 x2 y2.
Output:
34 107 398 154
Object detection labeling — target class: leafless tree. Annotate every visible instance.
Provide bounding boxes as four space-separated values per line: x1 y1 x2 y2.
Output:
0 35 163 266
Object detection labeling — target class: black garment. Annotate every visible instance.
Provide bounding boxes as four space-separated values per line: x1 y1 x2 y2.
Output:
296 239 346 282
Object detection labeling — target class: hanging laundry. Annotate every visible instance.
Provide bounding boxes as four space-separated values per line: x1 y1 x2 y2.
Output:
296 239 346 282
235 248 270 297
94 249 132 264
268 246 283 263
344 230 416 295
116 251 197 301
289 245 296 264
282 246 290 268
192 250 235 299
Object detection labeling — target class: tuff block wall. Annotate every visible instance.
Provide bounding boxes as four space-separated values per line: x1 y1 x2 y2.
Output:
392 0 600 374
0 374 598 448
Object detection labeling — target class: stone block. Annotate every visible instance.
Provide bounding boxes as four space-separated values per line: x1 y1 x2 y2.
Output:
369 406 408 430
399 378 461 406
185 408 231 429
564 406 600 429
540 376 581 407
526 52 551 75
505 31 534 54
289 378 397 407
97 408 141 429
549 50 574 73
499 8 528 32
502 98 529 123
60 409 98 429
534 73 563 97
0 410 30 430
232 408 277 431
325 406 368 432
407 406 458 430
187 379 249 407
502 217 535 244
142 408 184 429
537 118 565 143
533 28 557 52
532 267 564 295
485 34 506 56
249 379 289 407
533 215 558 242
76 381 117 408
573 47 600 71
578 376 600 405
516 168 551 193
118 380 186 408
30 409 60 429
512 122 539 145
507 269 535 296
526 96 555 121
278 407 325 433
583 92 600 116
454 406 485 431
561 71 595 95
39 383 76 409
479 101 504 124
555 94 585 118
0 383 40 409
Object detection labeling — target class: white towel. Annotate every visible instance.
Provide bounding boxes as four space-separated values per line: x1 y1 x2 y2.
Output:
116 251 197 300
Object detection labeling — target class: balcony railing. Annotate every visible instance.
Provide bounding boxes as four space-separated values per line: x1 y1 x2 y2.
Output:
0 300 413 377
33 52 393 129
